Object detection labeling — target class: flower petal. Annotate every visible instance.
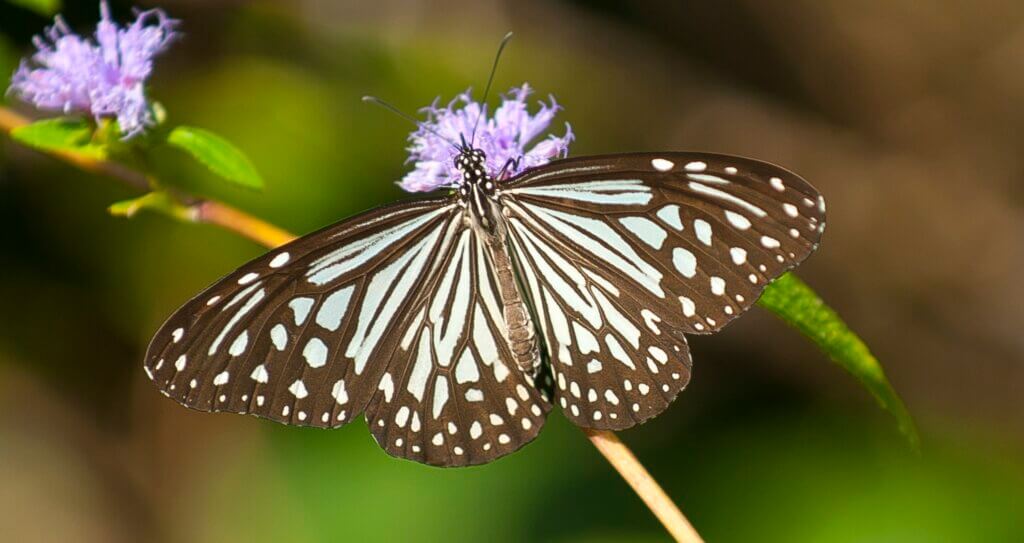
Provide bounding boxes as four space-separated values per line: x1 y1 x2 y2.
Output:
400 84 573 192
6 1 178 138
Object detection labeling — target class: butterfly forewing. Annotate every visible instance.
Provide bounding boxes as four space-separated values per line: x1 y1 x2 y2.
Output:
146 197 458 426
502 152 825 429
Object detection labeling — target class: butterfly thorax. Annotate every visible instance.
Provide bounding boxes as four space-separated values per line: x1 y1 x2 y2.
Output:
455 148 501 236
455 147 540 373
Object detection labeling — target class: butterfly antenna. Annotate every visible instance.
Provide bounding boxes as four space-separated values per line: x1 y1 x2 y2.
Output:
362 95 461 151
469 31 514 147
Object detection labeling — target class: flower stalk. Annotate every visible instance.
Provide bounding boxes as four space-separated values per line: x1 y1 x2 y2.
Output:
0 102 702 542
0 106 262 240
585 429 704 543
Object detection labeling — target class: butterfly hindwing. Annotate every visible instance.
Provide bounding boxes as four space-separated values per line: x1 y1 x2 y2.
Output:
364 226 552 466
505 207 694 429
502 152 825 429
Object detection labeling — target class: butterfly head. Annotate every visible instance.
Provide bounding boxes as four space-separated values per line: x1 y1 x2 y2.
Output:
454 148 493 190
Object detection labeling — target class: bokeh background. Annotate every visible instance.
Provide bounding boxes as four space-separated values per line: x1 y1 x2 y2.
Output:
2 1 1023 541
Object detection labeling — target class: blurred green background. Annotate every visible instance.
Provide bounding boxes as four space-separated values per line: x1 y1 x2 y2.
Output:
2 1 1023 541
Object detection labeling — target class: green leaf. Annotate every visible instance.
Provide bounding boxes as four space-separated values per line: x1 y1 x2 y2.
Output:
167 126 264 189
6 0 60 16
758 273 920 450
108 191 194 222
10 118 107 159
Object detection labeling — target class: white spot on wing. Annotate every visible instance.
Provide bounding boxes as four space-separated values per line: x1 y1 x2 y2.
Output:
651 158 674 171
672 248 697 278
302 337 328 368
455 349 480 384
604 334 635 370
251 365 268 383
730 247 747 265
655 205 683 230
432 375 449 418
680 296 696 317
228 331 249 357
573 322 600 355
725 210 752 230
289 297 314 326
694 219 712 246
270 324 287 351
289 379 308 399
641 309 661 334
316 286 354 331
331 380 348 404
689 181 766 217
269 252 290 268
407 330 432 401
378 372 394 402
618 216 668 250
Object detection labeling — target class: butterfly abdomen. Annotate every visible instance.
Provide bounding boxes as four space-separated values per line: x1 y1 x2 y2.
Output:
487 238 540 372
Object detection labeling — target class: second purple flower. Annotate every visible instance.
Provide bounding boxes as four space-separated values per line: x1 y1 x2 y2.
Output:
8 1 178 138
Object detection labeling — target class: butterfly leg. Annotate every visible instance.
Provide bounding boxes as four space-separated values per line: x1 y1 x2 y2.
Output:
497 156 523 181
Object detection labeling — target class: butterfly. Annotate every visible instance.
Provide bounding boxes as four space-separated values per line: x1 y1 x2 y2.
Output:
144 143 825 467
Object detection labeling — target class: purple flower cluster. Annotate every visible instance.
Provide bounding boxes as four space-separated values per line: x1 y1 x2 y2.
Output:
8 1 178 138
401 84 574 192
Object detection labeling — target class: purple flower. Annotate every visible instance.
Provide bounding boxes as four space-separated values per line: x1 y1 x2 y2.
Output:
401 84 574 192
8 1 178 138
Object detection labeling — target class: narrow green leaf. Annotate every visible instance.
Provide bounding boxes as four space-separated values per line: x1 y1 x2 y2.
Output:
6 0 61 16
108 191 194 222
758 272 920 450
10 118 107 159
167 126 264 189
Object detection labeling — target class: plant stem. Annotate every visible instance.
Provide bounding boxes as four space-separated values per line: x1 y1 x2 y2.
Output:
0 107 150 191
0 107 275 241
193 200 296 247
585 429 704 542
1 104 704 543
